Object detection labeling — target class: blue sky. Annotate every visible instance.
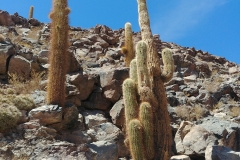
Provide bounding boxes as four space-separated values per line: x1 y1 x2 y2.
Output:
1 0 240 64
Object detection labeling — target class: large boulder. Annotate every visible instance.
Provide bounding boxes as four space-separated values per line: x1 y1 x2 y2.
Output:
67 72 98 101
174 121 217 157
199 117 240 151
88 141 118 160
8 55 31 78
99 67 129 103
110 99 125 128
0 44 15 74
205 145 240 160
29 105 62 125
82 110 108 129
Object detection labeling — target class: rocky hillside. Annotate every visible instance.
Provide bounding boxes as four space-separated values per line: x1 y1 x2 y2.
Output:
0 10 240 160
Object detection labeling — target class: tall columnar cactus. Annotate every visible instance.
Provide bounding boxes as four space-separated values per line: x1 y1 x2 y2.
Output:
28 6 34 19
121 22 135 67
123 0 175 159
46 0 70 107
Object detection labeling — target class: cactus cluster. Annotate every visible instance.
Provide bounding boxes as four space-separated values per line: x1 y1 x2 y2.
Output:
122 0 175 159
121 22 135 67
123 41 174 160
46 0 70 107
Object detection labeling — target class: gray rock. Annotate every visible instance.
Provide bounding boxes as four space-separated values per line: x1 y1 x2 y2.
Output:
73 38 94 47
29 105 62 125
205 145 240 160
88 141 118 160
87 34 109 48
110 99 125 128
87 122 122 142
199 117 240 150
82 110 108 129
31 90 46 107
37 50 49 64
170 155 191 160
8 55 31 78
99 67 129 103
0 44 15 74
67 72 97 100
175 121 217 156
184 75 197 83
61 129 91 144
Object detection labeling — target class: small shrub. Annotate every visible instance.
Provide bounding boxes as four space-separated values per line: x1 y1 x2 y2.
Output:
12 95 36 110
203 76 223 93
213 101 224 110
229 106 240 117
175 105 207 121
192 105 208 120
0 94 35 111
0 103 21 133
175 105 192 121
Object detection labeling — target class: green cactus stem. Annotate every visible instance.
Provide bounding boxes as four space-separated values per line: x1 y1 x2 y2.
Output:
128 119 146 160
161 48 175 83
123 78 139 126
122 22 135 67
129 59 138 83
139 102 154 160
46 0 70 107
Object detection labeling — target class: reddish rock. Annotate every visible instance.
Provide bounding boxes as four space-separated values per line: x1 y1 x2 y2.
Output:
0 10 14 26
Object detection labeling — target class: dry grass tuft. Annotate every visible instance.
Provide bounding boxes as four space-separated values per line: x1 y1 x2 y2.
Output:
213 101 224 110
175 105 208 121
0 34 5 43
229 106 240 117
8 71 46 94
203 76 223 93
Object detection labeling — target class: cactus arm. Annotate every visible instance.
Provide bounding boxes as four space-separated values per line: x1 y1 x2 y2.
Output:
161 48 174 83
136 41 150 89
128 119 146 160
122 78 139 125
139 102 154 160
129 59 138 84
122 22 135 67
136 41 158 106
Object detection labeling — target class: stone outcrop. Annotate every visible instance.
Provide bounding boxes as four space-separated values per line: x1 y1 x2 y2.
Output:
0 10 240 160
205 145 240 160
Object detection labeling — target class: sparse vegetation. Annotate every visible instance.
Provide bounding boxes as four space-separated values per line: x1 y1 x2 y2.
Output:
0 103 21 133
203 76 224 93
229 106 240 117
213 101 224 110
8 71 46 94
0 90 35 111
175 105 208 121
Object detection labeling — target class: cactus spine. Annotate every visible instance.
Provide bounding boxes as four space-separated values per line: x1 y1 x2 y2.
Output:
46 0 70 107
123 0 174 159
28 6 34 19
121 22 135 67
